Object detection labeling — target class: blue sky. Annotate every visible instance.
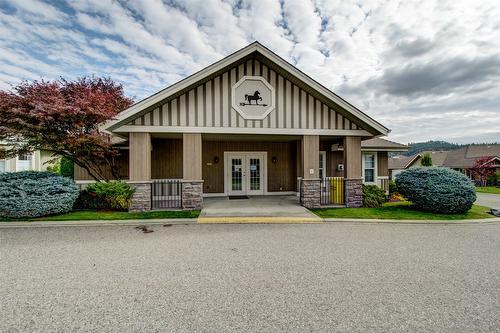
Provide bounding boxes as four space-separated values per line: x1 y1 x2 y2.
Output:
0 0 499 143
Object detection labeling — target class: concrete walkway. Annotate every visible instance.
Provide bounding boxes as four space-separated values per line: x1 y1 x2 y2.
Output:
476 192 500 209
199 195 320 223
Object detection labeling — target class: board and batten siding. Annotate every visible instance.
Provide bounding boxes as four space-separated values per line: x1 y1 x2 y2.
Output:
126 58 362 132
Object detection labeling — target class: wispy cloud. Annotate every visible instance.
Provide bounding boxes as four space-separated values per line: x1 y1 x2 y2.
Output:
0 0 499 143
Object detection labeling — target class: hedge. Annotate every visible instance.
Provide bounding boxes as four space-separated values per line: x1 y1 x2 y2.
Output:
395 167 476 214
0 171 79 218
74 180 134 211
362 184 387 208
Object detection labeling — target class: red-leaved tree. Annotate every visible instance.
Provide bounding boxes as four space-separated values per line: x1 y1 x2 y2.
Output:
469 156 496 186
0 77 133 180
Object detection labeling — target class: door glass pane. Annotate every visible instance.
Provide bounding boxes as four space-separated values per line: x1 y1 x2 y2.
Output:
231 158 243 191
365 169 374 182
249 158 261 191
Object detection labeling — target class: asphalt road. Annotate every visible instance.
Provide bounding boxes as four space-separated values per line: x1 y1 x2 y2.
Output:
476 192 500 209
1 223 499 332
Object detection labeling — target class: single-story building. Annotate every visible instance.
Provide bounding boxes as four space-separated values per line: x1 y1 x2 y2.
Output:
389 145 500 181
76 42 407 210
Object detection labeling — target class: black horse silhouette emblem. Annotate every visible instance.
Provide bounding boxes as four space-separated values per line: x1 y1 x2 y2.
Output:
240 91 267 106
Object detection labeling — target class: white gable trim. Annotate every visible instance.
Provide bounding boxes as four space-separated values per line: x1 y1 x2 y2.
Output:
103 42 389 135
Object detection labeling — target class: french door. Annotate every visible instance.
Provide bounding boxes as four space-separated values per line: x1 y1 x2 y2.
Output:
225 152 266 195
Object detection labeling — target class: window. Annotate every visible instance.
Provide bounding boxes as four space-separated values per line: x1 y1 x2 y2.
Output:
17 153 32 171
363 153 376 183
319 151 326 179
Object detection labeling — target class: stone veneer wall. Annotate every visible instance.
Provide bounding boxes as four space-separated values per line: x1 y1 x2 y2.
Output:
182 180 203 210
300 179 321 208
345 179 363 208
129 182 151 212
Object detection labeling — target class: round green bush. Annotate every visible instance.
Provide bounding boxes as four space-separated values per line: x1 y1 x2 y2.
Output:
73 180 134 211
395 167 476 214
362 184 387 208
0 171 79 218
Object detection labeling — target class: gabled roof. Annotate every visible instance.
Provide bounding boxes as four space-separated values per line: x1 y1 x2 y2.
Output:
361 137 408 151
444 144 500 168
103 41 389 135
389 150 448 169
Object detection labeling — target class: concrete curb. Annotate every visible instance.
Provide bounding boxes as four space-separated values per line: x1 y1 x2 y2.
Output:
323 217 500 225
0 219 197 228
1 217 499 228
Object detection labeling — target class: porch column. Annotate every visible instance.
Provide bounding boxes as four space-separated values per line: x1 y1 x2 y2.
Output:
129 132 152 212
344 136 363 207
182 133 203 210
300 135 320 208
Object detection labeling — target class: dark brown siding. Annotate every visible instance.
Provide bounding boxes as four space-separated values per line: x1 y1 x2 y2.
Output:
202 140 298 193
74 150 130 181
377 151 389 177
151 138 183 179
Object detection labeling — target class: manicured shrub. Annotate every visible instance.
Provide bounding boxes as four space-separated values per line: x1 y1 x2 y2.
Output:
0 171 79 218
60 157 74 178
362 184 387 208
74 180 134 211
395 167 476 214
389 180 398 195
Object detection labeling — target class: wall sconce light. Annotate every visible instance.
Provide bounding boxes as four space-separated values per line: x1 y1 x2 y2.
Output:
272 156 278 164
213 156 219 164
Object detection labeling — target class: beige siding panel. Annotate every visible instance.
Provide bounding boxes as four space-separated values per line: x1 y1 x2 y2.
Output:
197 85 203 127
269 70 277 128
302 135 319 179
169 98 177 126
285 80 292 128
329 108 336 129
261 65 269 128
293 85 300 128
345 118 351 130
277 75 284 128
222 72 229 127
179 94 187 126
315 99 321 129
213 76 221 127
229 68 237 127
308 94 314 129
337 113 343 130
205 81 212 127
183 133 202 180
254 59 261 76
152 108 160 126
161 104 168 126
300 90 307 129
322 104 329 130
345 136 362 179
187 90 195 126
129 132 151 181
133 117 141 125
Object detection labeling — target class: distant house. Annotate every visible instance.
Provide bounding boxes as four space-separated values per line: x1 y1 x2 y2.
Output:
389 144 500 180
0 142 56 173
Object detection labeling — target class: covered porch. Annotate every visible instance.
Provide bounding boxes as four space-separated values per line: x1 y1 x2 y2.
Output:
126 132 370 211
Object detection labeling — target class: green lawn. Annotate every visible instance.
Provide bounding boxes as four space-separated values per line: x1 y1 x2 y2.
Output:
476 186 500 194
1 210 200 222
310 202 494 220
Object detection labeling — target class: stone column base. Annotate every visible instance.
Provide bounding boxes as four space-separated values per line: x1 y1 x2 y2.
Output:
300 179 321 208
128 182 152 212
182 180 204 210
345 178 363 208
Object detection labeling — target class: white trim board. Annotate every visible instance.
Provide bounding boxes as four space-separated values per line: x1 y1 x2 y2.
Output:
103 42 389 136
115 125 373 137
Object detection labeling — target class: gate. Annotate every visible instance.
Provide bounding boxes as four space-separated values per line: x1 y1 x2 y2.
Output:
151 179 182 209
320 177 345 205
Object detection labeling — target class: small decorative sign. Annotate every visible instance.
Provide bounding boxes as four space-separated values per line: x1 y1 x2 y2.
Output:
232 76 275 120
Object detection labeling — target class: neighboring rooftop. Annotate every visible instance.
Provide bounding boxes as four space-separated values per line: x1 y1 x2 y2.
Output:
389 144 500 169
361 137 408 151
